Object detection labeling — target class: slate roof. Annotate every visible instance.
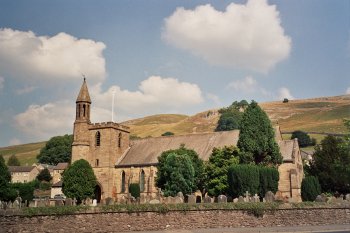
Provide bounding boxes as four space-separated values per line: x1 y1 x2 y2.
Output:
9 166 35 173
118 131 239 166
117 126 298 167
54 162 69 170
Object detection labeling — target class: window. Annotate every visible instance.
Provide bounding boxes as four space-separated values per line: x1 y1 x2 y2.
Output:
96 159 99 167
83 104 86 117
121 171 126 193
96 131 101 146
140 170 145 192
118 133 122 148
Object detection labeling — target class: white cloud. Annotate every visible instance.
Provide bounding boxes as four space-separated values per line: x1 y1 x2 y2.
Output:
228 76 257 93
277 87 294 100
0 76 4 90
346 87 350 94
9 138 21 146
15 86 37 95
0 28 106 83
14 76 204 140
163 0 291 72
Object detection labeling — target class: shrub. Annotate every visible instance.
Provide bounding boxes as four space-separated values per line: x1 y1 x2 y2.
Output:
37 168 52 182
227 164 260 198
301 176 321 201
129 183 141 198
259 166 279 198
39 181 51 190
283 98 289 103
291 130 314 148
161 131 174 136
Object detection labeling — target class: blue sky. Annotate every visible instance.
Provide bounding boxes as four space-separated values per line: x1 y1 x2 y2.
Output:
0 0 349 147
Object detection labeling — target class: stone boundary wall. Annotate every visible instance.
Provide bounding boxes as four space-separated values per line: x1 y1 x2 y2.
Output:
1 208 350 232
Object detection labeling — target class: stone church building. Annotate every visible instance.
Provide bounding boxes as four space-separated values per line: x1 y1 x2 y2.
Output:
71 80 304 203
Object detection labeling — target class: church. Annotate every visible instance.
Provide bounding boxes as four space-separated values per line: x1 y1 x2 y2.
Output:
71 79 304 203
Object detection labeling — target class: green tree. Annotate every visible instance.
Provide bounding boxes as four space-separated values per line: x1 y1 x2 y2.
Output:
259 166 279 198
7 154 20 166
309 134 350 194
237 101 282 165
158 153 195 196
216 100 247 132
62 159 96 203
291 130 315 147
161 131 174 136
227 164 260 198
205 146 239 196
37 134 73 165
157 145 204 193
129 183 141 198
36 168 52 182
0 155 16 201
301 176 321 201
12 181 36 203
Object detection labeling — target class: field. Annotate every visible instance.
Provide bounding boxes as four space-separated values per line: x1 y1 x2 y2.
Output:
1 94 349 164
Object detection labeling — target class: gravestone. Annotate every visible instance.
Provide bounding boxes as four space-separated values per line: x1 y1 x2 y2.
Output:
16 197 22 208
265 191 275 203
92 199 97 206
149 199 160 204
55 200 64 206
204 196 212 203
65 198 73 206
233 198 238 203
13 200 19 209
73 198 77 206
140 195 146 204
238 196 244 203
345 194 350 201
105 197 114 205
0 201 3 209
187 195 196 204
85 198 92 206
218 195 227 203
174 196 183 204
253 194 260 203
315 194 327 202
177 192 184 199
244 191 250 202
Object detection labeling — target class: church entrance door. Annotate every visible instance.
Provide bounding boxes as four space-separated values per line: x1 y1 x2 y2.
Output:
94 185 102 203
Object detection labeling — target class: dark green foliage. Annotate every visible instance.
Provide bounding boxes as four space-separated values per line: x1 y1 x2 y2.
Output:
237 101 282 165
39 181 52 191
205 146 240 196
309 135 350 194
216 100 247 131
36 168 52 182
157 153 195 196
0 155 15 201
129 183 141 198
227 164 260 198
161 131 174 136
37 134 73 165
291 130 315 147
62 159 97 203
301 176 321 201
157 145 204 193
12 181 36 202
283 98 289 103
7 154 20 166
259 166 279 198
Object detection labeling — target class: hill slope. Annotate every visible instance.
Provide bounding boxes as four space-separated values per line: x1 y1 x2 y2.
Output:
1 94 349 164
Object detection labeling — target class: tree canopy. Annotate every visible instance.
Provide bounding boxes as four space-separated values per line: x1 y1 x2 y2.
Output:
216 100 248 132
37 168 52 182
237 101 282 165
205 146 239 196
161 131 174 136
7 154 20 166
291 130 316 148
0 155 16 201
37 134 73 165
62 159 96 203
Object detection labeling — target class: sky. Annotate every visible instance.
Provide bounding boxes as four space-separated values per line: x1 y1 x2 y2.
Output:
0 0 349 147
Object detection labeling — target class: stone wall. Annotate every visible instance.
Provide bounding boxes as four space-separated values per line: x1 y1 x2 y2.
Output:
1 208 350 232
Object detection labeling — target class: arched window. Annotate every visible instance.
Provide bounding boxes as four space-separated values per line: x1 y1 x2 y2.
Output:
95 131 101 146
121 171 126 193
140 170 145 192
118 133 122 148
83 104 86 117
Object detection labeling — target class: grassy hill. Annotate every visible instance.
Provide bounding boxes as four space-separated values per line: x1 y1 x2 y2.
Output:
1 94 349 165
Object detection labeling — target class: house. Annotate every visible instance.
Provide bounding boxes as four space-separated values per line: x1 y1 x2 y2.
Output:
9 166 40 183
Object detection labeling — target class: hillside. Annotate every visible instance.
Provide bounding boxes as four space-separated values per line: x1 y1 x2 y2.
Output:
1 94 349 165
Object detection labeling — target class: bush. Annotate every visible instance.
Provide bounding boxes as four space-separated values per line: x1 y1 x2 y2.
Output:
37 168 52 182
301 176 321 201
259 166 279 198
227 164 260 198
291 130 314 148
161 131 174 136
39 181 51 190
129 183 141 198
11 181 37 202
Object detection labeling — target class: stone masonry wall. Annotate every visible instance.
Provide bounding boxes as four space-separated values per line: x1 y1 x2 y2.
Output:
1 208 350 233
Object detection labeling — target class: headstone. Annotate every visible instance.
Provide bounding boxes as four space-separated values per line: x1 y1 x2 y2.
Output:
233 198 238 203
315 194 327 202
105 197 114 205
65 198 73 206
265 191 275 203
140 195 146 204
0 201 2 209
253 194 260 203
174 196 184 204
149 199 160 204
345 194 350 201
203 196 212 203
92 199 97 206
218 195 227 203
16 197 22 208
238 196 244 203
73 198 77 206
55 200 64 206
177 192 184 199
85 198 92 206
187 194 196 204
13 200 19 209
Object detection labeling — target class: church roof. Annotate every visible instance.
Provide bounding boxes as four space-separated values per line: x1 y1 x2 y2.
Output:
118 131 240 166
117 126 297 167
76 79 91 103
